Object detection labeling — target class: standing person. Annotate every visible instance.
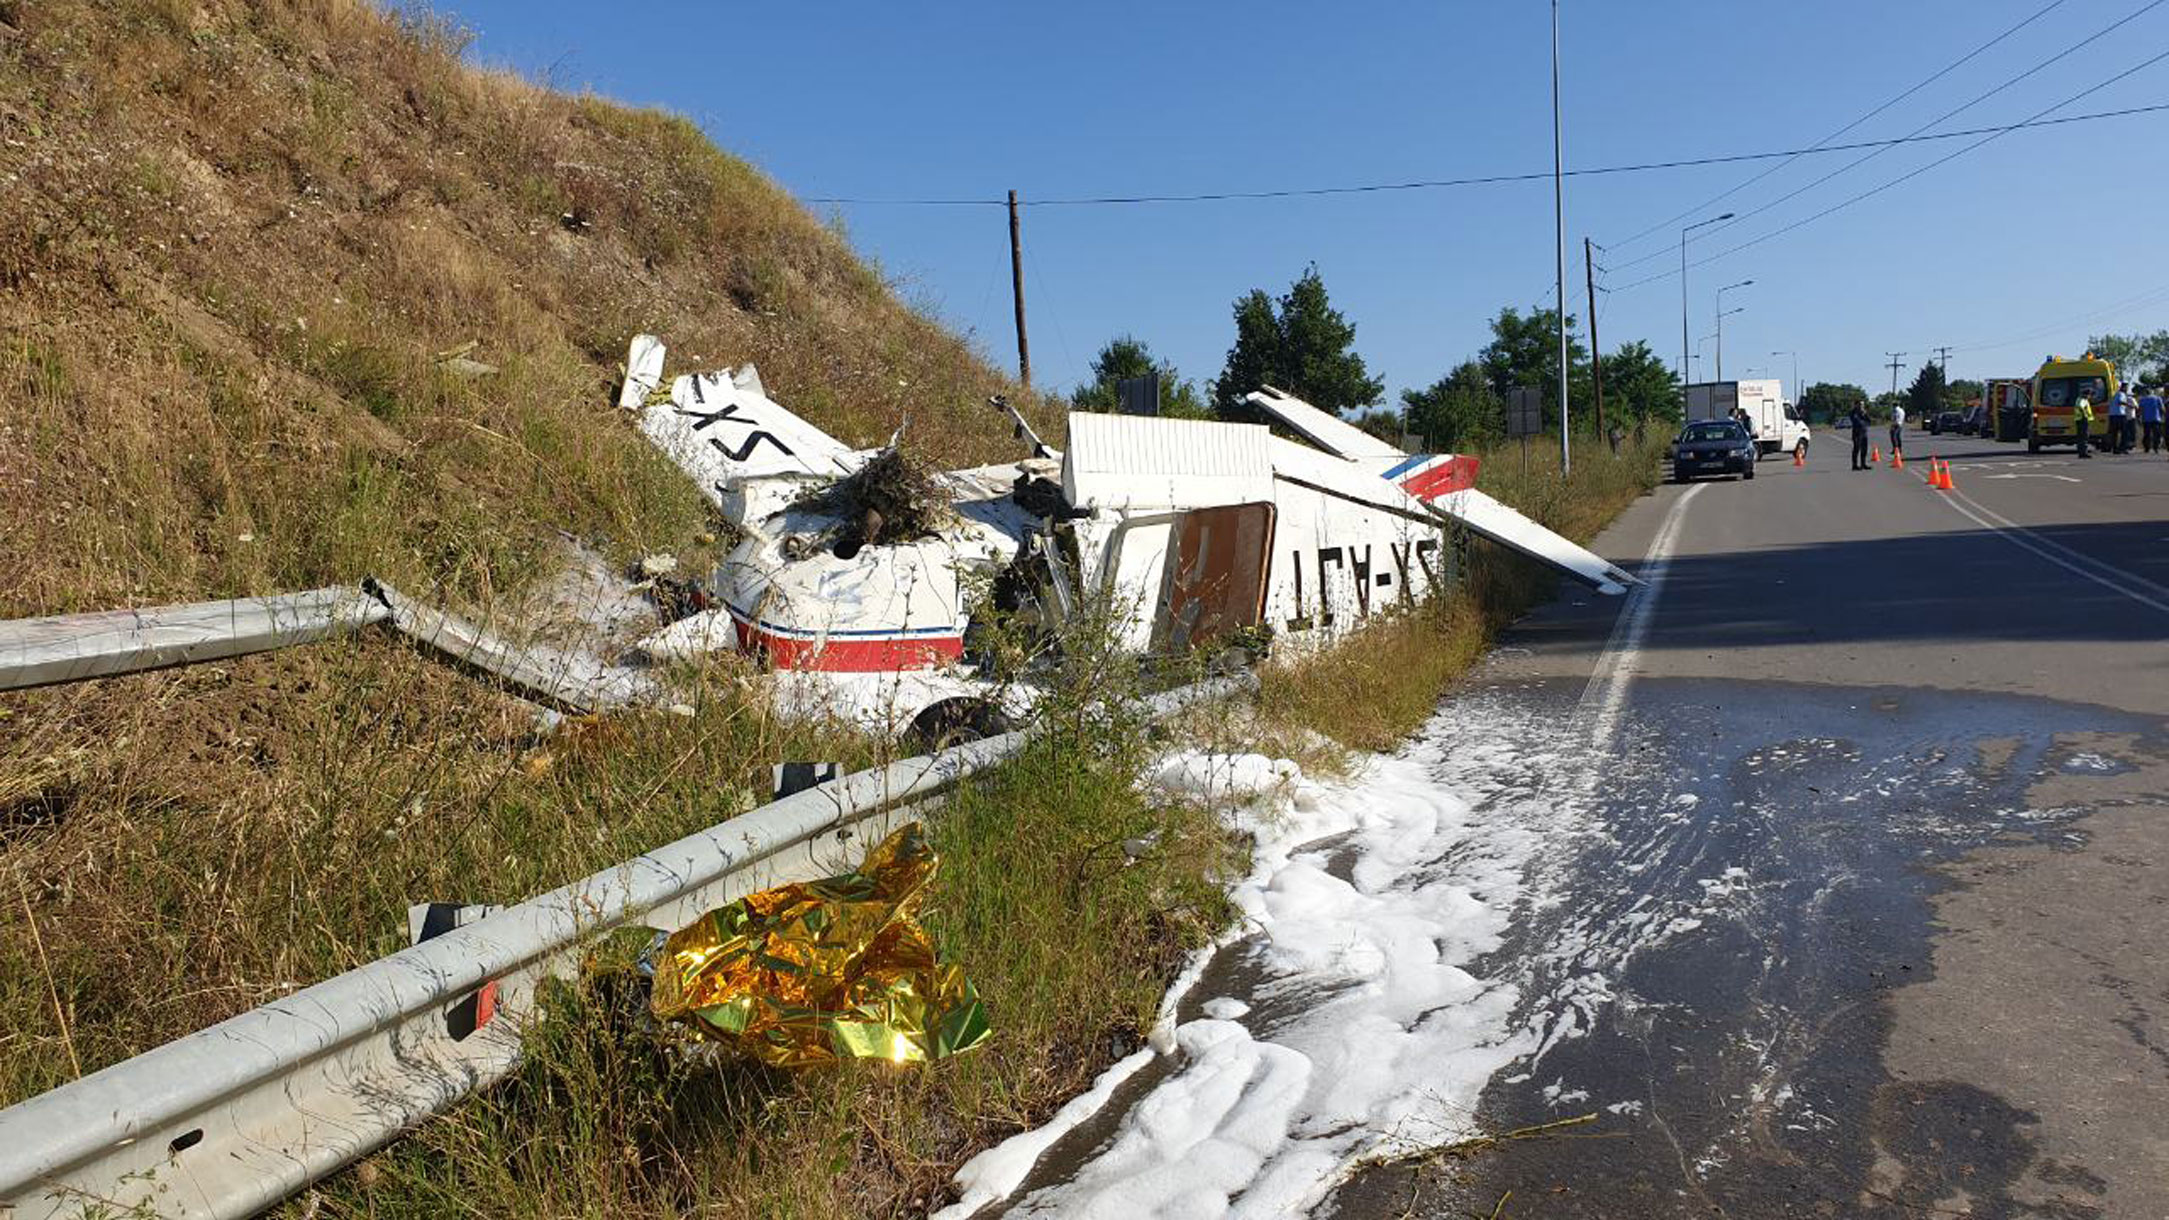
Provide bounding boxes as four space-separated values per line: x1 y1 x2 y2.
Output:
2140 383 2165 454
1848 401 1871 470
2074 394 2094 458
2107 384 2134 454
1889 401 1907 460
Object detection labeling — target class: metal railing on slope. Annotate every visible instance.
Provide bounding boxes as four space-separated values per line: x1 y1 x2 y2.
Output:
0 679 1238 1219
0 582 657 712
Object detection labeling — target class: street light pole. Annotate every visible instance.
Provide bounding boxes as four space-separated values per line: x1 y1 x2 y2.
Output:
1551 0 1570 475
1770 350 1798 394
1680 212 1734 385
1715 281 1752 381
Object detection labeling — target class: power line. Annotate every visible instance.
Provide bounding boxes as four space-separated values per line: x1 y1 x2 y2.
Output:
1601 0 2071 254
1608 45 2169 294
1605 0 2169 277
799 101 2169 209
1942 282 2169 356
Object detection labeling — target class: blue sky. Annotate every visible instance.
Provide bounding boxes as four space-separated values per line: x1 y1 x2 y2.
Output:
440 0 2169 402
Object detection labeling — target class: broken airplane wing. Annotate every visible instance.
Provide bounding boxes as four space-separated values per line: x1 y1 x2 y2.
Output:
1244 386 1636 596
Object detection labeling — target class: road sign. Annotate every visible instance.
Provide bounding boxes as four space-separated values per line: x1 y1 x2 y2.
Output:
1507 387 1542 438
1116 373 1160 416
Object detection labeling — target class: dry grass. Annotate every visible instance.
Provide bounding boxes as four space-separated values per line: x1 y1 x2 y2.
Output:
0 0 1050 1122
0 0 1053 616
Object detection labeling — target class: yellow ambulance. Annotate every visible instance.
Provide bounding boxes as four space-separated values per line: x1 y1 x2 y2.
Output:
2029 354 2117 451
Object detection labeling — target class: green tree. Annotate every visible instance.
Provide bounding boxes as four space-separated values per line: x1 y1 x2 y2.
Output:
1600 340 1681 428
1211 267 1383 420
1072 335 1208 419
1907 362 1947 419
1947 377 1984 412
2084 330 2169 384
1402 360 1503 451
1800 382 1868 424
1872 390 1905 421
1479 305 1590 425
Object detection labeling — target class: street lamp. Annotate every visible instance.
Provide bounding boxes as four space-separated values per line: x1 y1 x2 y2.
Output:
1770 349 1799 396
1715 281 1752 380
1550 0 1570 476
1680 212 1734 384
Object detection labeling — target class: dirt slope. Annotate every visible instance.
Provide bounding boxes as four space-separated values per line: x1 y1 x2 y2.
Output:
0 0 1038 615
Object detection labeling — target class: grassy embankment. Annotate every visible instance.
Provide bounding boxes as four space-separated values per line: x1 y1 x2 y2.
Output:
0 0 1045 1104
0 3 1663 1215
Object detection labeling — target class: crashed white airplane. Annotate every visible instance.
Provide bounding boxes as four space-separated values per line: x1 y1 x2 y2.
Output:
617 336 1632 732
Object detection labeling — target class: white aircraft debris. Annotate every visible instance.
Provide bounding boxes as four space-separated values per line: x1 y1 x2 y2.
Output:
619 337 1631 732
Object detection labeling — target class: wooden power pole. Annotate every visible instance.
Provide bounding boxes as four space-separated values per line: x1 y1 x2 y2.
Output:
1585 236 1604 443
1007 189 1030 389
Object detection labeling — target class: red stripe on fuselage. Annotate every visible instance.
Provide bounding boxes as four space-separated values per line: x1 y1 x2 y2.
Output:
730 617 964 672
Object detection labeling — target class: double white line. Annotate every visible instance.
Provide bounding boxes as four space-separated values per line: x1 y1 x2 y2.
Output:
1937 484 2169 616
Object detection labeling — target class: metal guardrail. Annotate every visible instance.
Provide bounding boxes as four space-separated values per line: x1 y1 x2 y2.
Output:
0 678 1239 1219
0 587 388 692
0 583 656 713
0 739 1008 1219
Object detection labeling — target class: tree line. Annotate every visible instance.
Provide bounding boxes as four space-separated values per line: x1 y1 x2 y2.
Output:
1066 266 1684 452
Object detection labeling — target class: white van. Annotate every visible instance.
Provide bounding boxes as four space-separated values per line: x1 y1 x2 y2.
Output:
1684 379 1812 459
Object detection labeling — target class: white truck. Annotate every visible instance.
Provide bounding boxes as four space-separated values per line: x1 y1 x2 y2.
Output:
1684 379 1811 459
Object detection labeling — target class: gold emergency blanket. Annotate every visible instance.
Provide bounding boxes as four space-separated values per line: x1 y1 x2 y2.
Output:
648 823 989 1067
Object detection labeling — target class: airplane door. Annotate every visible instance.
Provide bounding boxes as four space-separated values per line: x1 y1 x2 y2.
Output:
1163 502 1275 651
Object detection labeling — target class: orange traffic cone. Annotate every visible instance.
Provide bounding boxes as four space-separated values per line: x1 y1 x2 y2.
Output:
1871 444 1881 463
1892 450 1905 470
1939 460 1956 492
1929 459 1948 490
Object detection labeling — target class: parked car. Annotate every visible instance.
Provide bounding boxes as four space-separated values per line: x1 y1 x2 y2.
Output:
1929 410 1963 434
1960 405 1988 435
1671 419 1757 482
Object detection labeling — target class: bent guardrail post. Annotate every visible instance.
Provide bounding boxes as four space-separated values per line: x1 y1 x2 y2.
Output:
363 579 658 712
0 587 389 693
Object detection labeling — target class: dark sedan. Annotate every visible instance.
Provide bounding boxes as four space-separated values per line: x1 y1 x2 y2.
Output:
1928 410 1963 434
1672 419 1757 482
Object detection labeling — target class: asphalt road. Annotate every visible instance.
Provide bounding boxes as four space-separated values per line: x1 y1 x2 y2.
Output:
1322 429 2169 1218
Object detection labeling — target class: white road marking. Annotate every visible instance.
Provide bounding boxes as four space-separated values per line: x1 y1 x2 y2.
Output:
1983 473 2082 483
1578 483 1705 754
1937 488 2169 616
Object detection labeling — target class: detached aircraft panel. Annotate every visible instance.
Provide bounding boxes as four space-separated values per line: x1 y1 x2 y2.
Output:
629 339 863 510
1243 386 1406 461
1062 414 1276 510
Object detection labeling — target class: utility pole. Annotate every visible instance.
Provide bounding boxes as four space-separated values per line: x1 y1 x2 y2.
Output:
1007 189 1030 389
1886 352 1907 399
1932 345 1952 375
1550 0 1571 476
1585 235 1604 443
